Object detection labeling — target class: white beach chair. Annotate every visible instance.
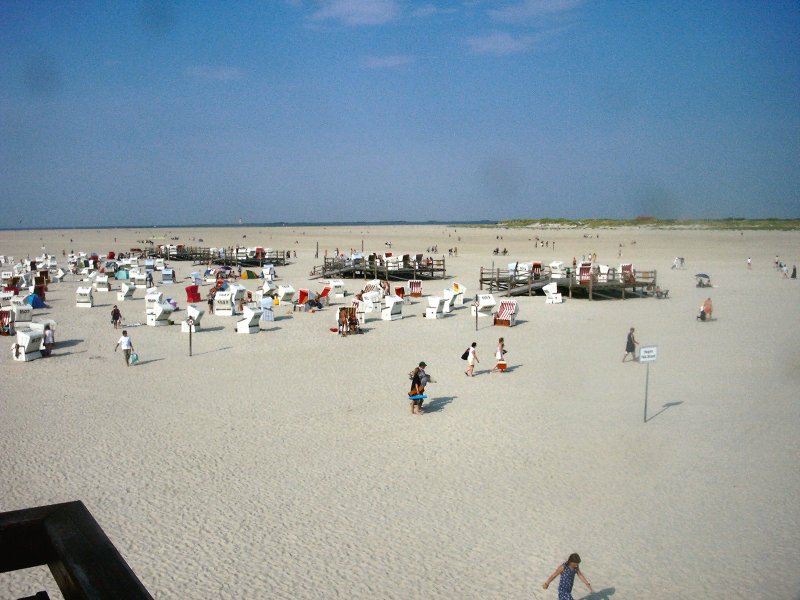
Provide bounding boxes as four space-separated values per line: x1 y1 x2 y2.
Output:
352 299 367 325
549 261 567 279
0 290 14 307
181 304 204 333
12 302 32 325
76 287 94 308
381 295 403 321
276 285 295 305
117 282 136 302
161 268 175 284
361 290 382 314
93 274 110 292
133 272 148 289
213 290 236 316
326 279 346 301
146 302 174 327
262 264 276 281
145 291 164 315
470 293 496 317
236 306 262 334
259 297 275 329
425 296 445 320
543 282 563 304
229 284 247 306
12 328 43 362
448 282 466 306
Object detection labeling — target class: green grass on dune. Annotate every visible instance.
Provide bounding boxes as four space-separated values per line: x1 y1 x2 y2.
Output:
495 218 800 230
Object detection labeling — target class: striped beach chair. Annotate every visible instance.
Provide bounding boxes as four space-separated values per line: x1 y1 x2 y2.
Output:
493 298 518 327
409 279 422 298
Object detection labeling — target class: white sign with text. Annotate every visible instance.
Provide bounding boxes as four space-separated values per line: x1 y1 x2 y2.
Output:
639 346 657 363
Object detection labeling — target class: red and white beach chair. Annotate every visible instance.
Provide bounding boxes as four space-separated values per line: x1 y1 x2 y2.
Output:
493 298 518 327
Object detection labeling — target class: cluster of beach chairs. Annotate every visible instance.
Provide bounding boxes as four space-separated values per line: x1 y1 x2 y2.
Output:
0 246 582 363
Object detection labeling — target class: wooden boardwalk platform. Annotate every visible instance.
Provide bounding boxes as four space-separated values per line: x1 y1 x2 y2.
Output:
479 266 658 300
310 257 446 281
152 246 290 267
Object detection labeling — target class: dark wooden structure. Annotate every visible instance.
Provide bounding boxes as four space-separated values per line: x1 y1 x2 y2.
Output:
310 255 447 281
0 501 153 600
479 266 658 299
151 246 289 267
478 266 553 296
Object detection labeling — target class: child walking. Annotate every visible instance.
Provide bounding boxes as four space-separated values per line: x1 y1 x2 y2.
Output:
543 553 593 599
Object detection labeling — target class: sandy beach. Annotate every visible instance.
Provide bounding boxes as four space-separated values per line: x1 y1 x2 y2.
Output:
1 224 799 599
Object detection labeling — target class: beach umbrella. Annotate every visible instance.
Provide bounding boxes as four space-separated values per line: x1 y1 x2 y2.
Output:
695 273 710 279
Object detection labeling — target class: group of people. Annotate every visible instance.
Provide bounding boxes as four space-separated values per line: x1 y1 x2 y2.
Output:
406 338 511 414
462 338 508 377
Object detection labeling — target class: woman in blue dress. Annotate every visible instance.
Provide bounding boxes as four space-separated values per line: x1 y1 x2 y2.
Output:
543 553 593 600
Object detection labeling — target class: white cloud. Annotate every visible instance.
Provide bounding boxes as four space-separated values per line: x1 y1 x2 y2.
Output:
489 0 584 24
185 66 245 81
412 4 458 18
466 31 535 55
362 54 415 68
310 0 400 26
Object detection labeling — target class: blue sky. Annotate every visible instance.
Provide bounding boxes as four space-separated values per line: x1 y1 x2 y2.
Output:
2 0 798 227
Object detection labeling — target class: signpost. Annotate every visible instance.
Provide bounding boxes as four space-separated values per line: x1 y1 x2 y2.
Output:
187 317 194 357
639 345 657 422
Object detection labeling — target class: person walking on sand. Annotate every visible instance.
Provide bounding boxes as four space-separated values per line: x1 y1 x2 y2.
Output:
465 342 479 376
42 324 55 357
408 362 429 415
491 337 507 372
111 305 122 329
543 553 593 599
747 257 752 269
623 327 638 362
114 330 134 366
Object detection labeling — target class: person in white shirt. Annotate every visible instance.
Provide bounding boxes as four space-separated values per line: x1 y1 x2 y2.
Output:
114 330 134 366
42 324 55 357
464 342 479 377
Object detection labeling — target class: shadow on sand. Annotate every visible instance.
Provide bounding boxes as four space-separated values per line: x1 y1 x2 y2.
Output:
133 358 165 367
192 346 233 356
578 588 616 600
55 339 83 348
645 401 683 423
422 396 455 414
